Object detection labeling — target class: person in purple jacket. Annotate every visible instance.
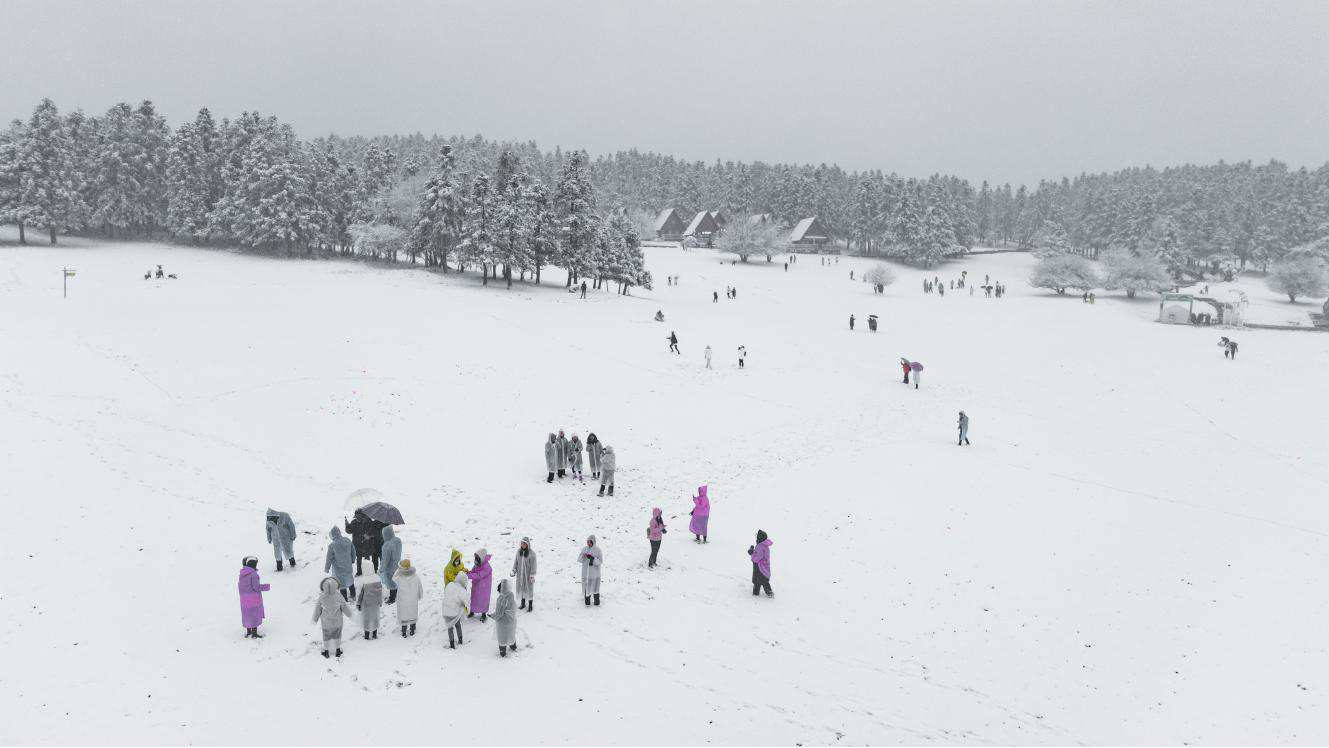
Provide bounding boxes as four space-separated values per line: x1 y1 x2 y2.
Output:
467 549 493 622
238 556 271 638
646 508 666 568
747 530 773 598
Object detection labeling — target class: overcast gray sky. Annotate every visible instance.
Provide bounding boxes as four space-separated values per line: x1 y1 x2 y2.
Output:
5 0 1328 186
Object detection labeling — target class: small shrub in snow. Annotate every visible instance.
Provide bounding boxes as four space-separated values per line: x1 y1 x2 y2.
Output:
1100 249 1172 298
1030 253 1098 295
864 263 896 293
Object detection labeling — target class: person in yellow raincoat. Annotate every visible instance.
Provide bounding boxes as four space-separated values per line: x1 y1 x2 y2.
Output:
444 548 469 585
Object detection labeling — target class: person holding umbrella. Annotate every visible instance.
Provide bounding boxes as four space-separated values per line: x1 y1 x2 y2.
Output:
345 509 384 577
910 361 924 389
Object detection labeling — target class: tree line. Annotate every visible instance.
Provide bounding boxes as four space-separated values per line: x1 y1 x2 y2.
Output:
0 99 649 293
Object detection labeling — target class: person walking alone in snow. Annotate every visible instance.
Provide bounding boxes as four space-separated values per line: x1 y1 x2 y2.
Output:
238 556 270 638
849 314 855 331
957 411 971 446
748 530 773 597
668 331 680 354
568 433 585 482
580 535 603 606
704 345 712 369
379 526 402 605
646 508 666 569
311 577 355 658
324 527 356 601
466 549 493 622
265 508 297 571
393 560 422 637
511 537 536 612
544 433 557 483
737 345 747 369
493 579 519 657
356 580 384 640
597 445 616 496
690 485 710 543
586 433 602 479
580 280 587 299
442 574 470 649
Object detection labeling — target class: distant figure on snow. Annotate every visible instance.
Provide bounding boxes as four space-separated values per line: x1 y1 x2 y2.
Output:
713 291 719 303
748 530 773 597
442 574 470 649
393 560 422 637
957 411 971 446
690 485 710 543
324 527 356 601
704 344 713 370
511 537 537 612
587 433 603 479
379 526 402 604
654 309 665 322
849 314 855 331
580 535 603 606
556 430 569 478
910 361 924 389
467 549 493 621
357 580 384 640
265 508 297 572
312 577 354 658
597 445 617 496
545 433 558 482
580 280 587 299
737 345 747 369
238 556 270 639
1219 337 1238 360
493 579 519 657
668 331 680 354
900 358 911 385
647 508 666 569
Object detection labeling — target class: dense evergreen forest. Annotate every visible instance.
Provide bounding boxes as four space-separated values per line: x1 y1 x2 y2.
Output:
3 98 1328 282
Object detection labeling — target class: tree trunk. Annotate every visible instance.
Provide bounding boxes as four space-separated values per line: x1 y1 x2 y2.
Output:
49 225 58 245
17 221 25 244
506 266 513 289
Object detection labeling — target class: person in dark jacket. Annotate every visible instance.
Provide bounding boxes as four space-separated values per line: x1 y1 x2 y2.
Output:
344 509 384 577
748 530 773 597
668 331 680 354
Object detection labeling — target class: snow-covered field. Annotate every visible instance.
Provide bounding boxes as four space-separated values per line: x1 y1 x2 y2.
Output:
1 235 1326 746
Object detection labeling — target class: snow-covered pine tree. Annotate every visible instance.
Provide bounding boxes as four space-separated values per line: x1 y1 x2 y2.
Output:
408 145 463 271
555 150 596 286
166 108 223 243
493 174 534 287
459 171 499 284
16 99 84 244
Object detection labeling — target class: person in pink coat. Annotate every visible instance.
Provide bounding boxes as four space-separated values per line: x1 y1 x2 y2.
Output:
466 549 494 621
689 485 710 543
747 530 773 598
646 508 666 568
238 556 270 638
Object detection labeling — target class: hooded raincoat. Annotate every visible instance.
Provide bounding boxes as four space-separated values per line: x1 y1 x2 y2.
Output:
689 485 710 536
569 436 584 473
600 446 616 487
511 538 537 600
238 566 270 628
467 550 494 615
544 434 557 472
749 531 773 581
393 563 423 625
556 432 568 468
579 535 603 596
324 527 355 589
266 509 296 561
587 434 602 473
493 580 517 647
379 526 402 590
444 549 468 585
311 577 354 645
442 575 470 627
357 581 384 631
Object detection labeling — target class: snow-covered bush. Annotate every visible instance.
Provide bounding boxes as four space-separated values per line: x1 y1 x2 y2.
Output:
1266 257 1329 302
1029 253 1098 294
1100 249 1172 298
348 222 407 262
715 218 784 262
864 263 896 293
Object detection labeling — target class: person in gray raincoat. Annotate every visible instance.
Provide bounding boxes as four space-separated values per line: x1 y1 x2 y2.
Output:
579 535 603 606
324 527 356 600
265 508 297 571
544 434 558 483
311 577 355 658
492 579 519 657
586 433 603 479
597 445 616 497
356 580 384 640
568 434 585 482
379 526 402 604
511 537 537 611
957 411 970 446
555 430 569 478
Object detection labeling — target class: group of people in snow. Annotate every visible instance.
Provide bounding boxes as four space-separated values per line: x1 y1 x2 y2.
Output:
238 485 776 655
545 430 614 495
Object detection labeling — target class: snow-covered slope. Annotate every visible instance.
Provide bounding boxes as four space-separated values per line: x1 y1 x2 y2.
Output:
1 238 1325 745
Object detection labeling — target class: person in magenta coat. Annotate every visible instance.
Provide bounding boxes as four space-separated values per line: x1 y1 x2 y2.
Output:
467 549 494 621
689 485 710 543
747 530 773 597
238 556 270 638
646 508 666 568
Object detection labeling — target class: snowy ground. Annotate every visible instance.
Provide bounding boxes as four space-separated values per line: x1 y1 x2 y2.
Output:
1 233 1326 746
